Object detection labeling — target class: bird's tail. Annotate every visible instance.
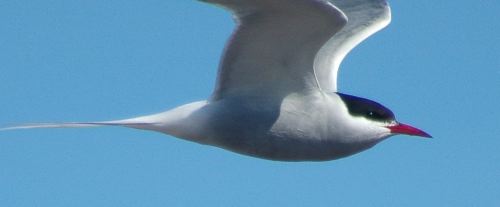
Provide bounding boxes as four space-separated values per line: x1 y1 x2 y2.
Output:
1 101 208 135
0 117 159 132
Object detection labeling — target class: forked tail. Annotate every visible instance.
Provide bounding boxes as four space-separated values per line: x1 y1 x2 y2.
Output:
1 101 209 140
0 118 158 132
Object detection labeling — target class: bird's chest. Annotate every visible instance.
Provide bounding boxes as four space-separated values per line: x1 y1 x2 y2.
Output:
203 94 369 161
273 92 357 140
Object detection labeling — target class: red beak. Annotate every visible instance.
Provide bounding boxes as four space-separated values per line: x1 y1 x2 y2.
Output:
387 123 432 138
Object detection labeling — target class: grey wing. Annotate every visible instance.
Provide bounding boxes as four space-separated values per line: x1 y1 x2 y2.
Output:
314 0 391 92
200 0 347 100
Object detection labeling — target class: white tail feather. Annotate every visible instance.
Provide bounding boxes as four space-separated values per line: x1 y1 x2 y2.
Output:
1 101 209 138
0 120 157 132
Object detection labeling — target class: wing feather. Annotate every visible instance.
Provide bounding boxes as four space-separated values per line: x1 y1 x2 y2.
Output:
201 0 347 100
314 0 391 92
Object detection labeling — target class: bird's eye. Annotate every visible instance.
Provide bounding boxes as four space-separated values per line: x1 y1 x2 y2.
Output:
366 111 384 120
337 93 396 122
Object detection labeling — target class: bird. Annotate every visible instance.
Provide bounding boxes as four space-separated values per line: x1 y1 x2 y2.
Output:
2 0 431 161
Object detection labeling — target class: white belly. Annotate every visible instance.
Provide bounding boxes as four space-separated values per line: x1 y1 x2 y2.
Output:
155 92 384 161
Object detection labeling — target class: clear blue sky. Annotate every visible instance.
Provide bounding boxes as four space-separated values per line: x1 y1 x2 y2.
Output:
1 0 499 206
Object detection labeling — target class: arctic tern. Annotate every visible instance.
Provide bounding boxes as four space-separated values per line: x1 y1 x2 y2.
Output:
2 0 431 161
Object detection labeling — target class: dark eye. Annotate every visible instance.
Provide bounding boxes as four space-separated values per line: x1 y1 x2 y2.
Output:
337 93 396 122
366 111 384 120
367 111 377 118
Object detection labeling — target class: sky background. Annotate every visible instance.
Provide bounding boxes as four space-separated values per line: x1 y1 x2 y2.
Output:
1 0 499 206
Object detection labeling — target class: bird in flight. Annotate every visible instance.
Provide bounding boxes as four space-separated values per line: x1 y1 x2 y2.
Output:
3 0 431 161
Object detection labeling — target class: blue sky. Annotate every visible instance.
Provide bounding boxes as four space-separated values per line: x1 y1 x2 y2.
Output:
1 0 499 206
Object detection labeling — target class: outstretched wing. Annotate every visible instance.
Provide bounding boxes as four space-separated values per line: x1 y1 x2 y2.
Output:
201 0 347 100
314 0 391 92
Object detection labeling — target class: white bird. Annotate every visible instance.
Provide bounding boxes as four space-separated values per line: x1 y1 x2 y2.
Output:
3 0 431 161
